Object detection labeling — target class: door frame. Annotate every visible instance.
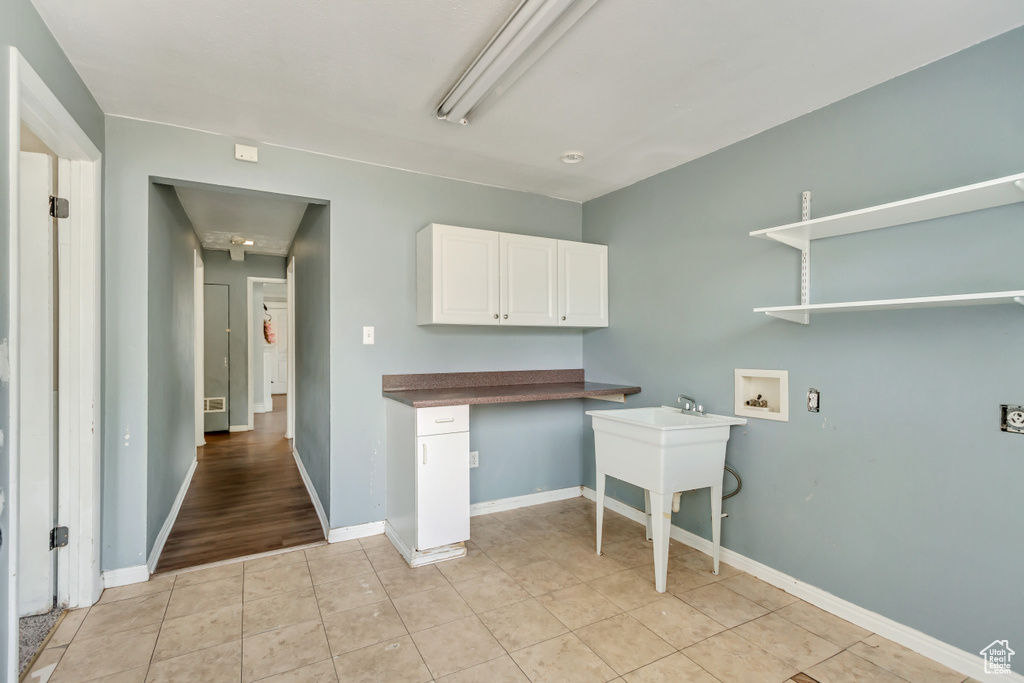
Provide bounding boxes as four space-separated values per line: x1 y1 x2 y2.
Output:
286 258 295 440
194 250 205 447
246 276 290 431
7 46 103 672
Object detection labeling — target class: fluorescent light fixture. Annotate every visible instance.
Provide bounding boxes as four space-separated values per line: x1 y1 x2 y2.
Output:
230 236 255 246
436 0 600 125
243 239 255 246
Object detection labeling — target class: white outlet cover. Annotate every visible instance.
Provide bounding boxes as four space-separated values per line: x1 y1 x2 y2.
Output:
469 451 479 468
362 326 374 344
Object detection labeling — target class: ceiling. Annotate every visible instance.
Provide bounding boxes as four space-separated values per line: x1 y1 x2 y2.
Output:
34 1 1024 202
174 185 310 257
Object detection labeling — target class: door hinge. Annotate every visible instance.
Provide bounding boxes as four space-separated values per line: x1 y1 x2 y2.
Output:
49 196 69 219
50 526 69 550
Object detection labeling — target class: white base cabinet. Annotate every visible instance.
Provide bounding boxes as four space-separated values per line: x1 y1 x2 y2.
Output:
418 223 608 327
386 401 470 566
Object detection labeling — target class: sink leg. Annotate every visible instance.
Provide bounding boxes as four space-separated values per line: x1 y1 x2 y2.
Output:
595 470 605 556
644 489 653 542
649 492 671 593
711 484 723 575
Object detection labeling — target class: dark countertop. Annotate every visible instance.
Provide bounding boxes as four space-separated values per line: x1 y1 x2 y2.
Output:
382 369 641 408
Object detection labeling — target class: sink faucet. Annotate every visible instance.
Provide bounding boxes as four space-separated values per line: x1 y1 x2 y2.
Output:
676 394 705 416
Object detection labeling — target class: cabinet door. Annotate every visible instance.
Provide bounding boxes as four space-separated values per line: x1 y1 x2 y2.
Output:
430 224 500 325
558 241 608 327
416 432 470 550
500 233 558 326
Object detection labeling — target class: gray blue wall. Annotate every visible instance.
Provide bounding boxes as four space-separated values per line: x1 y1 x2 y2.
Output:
582 27 1024 657
1 0 103 671
102 115 582 567
202 251 286 426
146 184 201 557
288 205 331 511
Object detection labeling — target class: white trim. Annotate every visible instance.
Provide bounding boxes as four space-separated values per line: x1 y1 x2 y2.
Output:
292 447 328 538
228 425 251 433
581 488 1021 683
328 520 385 544
470 486 582 516
384 521 465 567
101 566 151 589
246 276 286 431
146 458 198 573
285 258 295 440
252 402 266 414
8 48 103 679
194 251 205 447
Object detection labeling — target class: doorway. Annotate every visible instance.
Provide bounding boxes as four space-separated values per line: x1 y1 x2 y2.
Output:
148 181 323 573
8 51 104 678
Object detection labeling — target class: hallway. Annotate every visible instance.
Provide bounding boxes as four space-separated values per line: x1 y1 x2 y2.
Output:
156 396 324 573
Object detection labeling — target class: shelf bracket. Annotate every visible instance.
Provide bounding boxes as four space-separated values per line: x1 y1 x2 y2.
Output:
1014 180 1024 192
1014 296 1024 306
800 190 811 308
766 310 810 324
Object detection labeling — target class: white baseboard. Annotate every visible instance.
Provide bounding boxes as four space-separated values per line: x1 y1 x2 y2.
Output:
253 402 266 414
292 447 329 537
581 487 1020 683
384 521 466 567
147 458 198 573
470 486 582 516
228 425 250 432
101 565 150 589
328 520 385 544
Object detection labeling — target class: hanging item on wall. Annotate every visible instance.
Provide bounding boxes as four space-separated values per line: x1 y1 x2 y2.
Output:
263 304 276 344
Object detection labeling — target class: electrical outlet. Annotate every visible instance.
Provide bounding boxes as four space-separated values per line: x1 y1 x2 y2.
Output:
469 451 479 468
1001 405 1024 434
807 388 820 413
362 326 374 344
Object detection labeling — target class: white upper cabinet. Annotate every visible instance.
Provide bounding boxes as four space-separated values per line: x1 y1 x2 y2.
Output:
500 233 558 326
417 224 500 325
418 224 608 327
558 240 608 327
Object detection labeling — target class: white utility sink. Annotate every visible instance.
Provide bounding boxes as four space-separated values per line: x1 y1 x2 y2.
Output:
586 406 747 592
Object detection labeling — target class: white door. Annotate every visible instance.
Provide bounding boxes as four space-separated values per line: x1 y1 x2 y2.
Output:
558 241 609 327
416 432 470 549
19 152 56 616
429 224 500 325
500 233 558 326
267 302 288 394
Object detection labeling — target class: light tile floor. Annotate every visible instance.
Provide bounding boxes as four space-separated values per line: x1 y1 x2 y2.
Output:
28 497 978 683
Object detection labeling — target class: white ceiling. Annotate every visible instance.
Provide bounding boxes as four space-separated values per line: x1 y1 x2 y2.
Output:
173 185 309 257
34 0 1024 202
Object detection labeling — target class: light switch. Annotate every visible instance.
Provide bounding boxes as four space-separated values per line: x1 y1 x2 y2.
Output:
363 326 374 345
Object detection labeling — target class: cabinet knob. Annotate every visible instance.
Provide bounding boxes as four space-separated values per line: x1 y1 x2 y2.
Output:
561 316 566 321
503 314 508 319
493 314 498 319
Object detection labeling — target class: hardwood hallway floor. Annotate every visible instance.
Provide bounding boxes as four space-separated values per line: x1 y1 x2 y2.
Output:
155 395 325 573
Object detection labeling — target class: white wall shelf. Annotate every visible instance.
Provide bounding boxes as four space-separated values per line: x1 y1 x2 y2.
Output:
750 172 1024 248
751 172 1024 323
756 291 1024 323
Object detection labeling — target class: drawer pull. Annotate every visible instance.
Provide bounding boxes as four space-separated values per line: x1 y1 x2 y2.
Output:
434 417 455 423
422 444 427 465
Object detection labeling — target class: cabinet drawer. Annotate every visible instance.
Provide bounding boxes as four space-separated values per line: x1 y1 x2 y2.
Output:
416 405 469 436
